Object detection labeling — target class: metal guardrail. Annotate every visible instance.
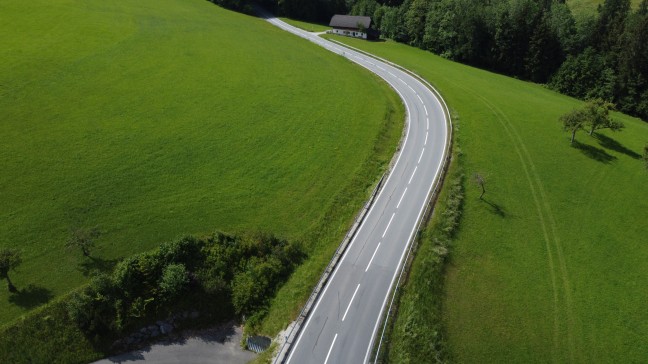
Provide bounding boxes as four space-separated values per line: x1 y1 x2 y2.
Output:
331 41 455 364
272 36 453 364
272 173 388 364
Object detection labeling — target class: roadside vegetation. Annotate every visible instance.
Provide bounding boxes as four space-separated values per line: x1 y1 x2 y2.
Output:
379 121 464 364
327 34 648 363
0 233 303 363
0 0 402 328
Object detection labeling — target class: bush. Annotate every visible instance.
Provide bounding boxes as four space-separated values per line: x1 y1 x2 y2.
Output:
159 263 189 300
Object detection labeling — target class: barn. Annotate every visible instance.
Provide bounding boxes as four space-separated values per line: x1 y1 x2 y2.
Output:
329 15 380 40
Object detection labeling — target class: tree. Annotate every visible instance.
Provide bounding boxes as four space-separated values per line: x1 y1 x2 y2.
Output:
560 108 588 144
583 98 623 135
559 99 623 144
0 248 22 293
643 143 648 170
525 11 564 83
159 263 189 301
474 173 486 199
66 227 100 257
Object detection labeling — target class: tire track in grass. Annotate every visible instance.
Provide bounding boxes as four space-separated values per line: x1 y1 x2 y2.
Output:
483 99 580 363
439 76 568 362
475 97 563 363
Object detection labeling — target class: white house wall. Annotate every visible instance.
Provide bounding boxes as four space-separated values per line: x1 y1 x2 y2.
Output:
332 28 367 39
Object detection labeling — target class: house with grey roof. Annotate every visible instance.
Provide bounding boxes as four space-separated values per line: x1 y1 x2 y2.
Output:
329 15 380 40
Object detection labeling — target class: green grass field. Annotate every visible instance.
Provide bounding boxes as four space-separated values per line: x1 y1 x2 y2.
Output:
0 0 402 326
281 17 331 32
325 35 648 363
567 0 642 16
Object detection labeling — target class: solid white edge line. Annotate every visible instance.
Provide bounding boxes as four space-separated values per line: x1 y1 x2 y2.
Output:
418 148 425 164
324 333 338 364
408 166 418 185
396 187 407 209
283 40 414 364
382 213 395 238
270 19 451 364
365 243 381 272
363 101 449 364
316 36 452 364
342 284 361 321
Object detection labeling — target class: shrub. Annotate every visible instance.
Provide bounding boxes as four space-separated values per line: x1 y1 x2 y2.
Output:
159 263 189 300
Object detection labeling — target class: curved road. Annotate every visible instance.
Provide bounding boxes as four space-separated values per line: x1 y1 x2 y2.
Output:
265 16 450 364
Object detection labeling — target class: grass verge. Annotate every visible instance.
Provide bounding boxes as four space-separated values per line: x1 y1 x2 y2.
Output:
380 112 463 364
324 34 648 363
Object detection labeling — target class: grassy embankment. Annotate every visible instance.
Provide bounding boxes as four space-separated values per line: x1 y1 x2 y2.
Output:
326 35 648 363
0 0 402 333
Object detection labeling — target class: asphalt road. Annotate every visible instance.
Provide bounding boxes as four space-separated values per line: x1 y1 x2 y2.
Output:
265 17 450 364
93 323 254 364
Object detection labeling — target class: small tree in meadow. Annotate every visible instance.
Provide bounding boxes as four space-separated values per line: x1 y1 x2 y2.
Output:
583 98 623 135
560 99 624 145
560 108 588 144
66 227 100 257
474 173 486 199
643 143 648 170
0 248 22 293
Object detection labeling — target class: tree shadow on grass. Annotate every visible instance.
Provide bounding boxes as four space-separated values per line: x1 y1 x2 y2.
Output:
572 140 617 163
480 198 506 218
78 256 121 277
8 284 54 309
595 133 642 159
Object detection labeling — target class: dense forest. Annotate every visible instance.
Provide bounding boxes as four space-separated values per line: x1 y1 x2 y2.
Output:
216 0 648 121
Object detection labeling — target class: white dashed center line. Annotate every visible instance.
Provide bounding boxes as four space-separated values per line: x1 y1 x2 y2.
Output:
342 284 361 321
397 187 408 209
408 166 418 185
324 334 338 364
382 213 395 238
365 243 381 272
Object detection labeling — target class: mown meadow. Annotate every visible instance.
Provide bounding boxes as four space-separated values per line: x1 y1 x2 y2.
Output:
0 0 402 329
326 35 648 363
